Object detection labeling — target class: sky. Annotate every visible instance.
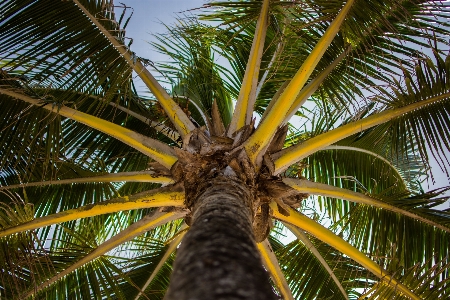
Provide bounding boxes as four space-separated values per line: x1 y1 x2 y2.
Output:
119 0 206 74
116 0 450 206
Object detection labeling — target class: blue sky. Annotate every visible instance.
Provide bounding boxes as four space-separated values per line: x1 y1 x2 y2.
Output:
120 0 206 69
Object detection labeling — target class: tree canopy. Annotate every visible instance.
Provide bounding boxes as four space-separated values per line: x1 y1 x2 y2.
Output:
0 0 450 299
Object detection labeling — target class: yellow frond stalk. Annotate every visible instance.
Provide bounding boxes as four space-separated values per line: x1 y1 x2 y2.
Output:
109 102 182 145
0 171 174 190
228 0 270 136
24 211 185 298
283 223 348 300
0 89 178 169
244 0 355 165
271 92 450 174
271 203 419 300
73 0 195 137
257 239 294 300
282 178 450 233
283 48 350 125
260 80 290 122
0 187 185 237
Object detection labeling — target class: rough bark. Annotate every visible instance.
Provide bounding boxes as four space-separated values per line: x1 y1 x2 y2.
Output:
165 176 277 300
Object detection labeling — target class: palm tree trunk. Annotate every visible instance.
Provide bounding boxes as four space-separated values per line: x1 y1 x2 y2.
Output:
165 176 277 300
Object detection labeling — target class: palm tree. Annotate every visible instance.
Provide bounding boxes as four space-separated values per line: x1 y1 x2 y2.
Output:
1 0 450 298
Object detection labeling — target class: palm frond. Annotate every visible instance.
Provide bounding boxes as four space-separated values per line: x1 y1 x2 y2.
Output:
272 202 418 299
272 52 450 175
331 196 450 283
151 21 235 127
24 210 184 299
